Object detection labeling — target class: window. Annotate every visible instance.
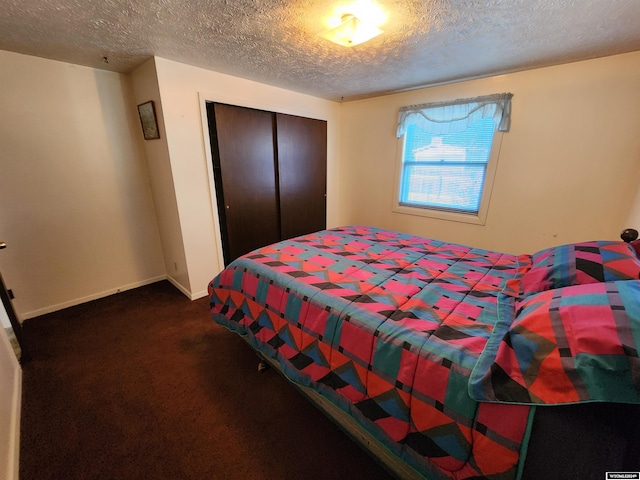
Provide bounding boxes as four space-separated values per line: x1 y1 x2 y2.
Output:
394 93 512 225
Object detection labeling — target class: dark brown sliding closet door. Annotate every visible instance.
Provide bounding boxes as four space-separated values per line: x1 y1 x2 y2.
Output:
276 113 327 240
212 103 280 262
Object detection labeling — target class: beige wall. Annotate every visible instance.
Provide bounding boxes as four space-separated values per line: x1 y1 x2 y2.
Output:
136 57 342 298
0 50 166 319
340 51 640 254
2 48 639 318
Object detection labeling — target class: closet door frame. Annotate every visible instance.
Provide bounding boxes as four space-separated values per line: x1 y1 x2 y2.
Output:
199 93 329 271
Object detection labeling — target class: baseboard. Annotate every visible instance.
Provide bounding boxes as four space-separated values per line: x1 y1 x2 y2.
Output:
165 275 208 301
20 275 168 320
165 275 191 298
190 289 209 300
19 275 209 321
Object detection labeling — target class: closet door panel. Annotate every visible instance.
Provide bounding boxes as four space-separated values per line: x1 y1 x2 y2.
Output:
276 113 327 240
214 103 280 262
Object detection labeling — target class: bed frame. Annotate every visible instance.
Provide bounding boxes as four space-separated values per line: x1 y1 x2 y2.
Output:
257 351 425 479
253 343 640 480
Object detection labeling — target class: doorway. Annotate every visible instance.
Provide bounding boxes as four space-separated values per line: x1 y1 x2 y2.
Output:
0 270 27 363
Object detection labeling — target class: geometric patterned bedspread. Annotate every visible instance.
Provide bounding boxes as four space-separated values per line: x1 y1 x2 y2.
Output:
208 226 533 479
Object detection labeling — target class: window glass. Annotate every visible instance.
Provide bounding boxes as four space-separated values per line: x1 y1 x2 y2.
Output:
399 116 496 214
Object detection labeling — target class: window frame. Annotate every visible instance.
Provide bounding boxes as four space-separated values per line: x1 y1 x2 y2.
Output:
392 128 503 225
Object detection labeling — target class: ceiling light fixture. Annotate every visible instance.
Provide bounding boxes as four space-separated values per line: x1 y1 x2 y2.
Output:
320 13 383 47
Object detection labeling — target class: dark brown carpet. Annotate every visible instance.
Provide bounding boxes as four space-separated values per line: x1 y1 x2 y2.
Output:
19 280 395 480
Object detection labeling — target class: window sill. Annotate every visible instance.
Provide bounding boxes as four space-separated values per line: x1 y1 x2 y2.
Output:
392 203 487 225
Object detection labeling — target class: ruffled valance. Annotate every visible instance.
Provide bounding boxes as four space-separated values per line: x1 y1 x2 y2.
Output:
397 93 513 137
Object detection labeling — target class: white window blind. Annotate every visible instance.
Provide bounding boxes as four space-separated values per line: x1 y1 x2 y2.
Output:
395 93 512 218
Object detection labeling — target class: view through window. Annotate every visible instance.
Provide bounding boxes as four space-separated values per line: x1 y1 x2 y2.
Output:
399 116 496 214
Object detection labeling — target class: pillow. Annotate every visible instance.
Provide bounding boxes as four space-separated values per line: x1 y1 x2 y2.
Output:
507 241 640 297
469 281 640 405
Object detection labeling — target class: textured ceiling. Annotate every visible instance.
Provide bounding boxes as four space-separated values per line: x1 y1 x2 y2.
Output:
1 0 640 101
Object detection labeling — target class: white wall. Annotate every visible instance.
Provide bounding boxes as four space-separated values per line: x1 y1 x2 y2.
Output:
340 51 640 254
0 308 20 480
0 302 10 329
626 177 640 231
0 50 166 319
130 59 190 296
132 57 342 298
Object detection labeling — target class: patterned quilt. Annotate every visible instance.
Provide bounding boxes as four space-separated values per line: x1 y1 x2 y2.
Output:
208 226 640 479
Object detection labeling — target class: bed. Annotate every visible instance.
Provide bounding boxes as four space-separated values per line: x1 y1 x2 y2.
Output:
208 225 640 479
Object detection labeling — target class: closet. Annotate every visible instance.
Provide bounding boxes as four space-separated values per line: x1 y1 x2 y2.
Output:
206 102 327 265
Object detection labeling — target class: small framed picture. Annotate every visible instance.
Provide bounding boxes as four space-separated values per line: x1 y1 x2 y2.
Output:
137 100 160 140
